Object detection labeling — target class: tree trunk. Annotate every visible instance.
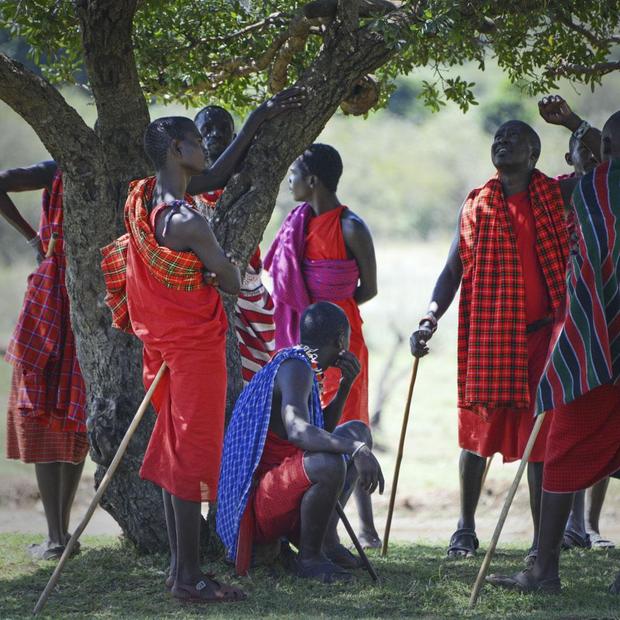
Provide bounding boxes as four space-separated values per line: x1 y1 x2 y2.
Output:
0 3 414 553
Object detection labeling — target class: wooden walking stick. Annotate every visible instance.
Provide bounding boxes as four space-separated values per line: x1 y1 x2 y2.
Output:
336 502 378 582
381 357 420 557
480 454 494 491
34 361 168 615
468 412 547 609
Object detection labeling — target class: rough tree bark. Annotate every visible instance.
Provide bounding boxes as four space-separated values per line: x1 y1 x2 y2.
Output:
0 1 417 553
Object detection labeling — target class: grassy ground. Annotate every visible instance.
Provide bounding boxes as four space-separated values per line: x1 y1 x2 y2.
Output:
0 534 618 619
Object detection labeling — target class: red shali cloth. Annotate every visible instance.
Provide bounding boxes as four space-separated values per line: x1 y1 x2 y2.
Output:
304 207 369 425
5 171 87 437
458 171 568 413
123 188 228 502
6 370 88 463
195 190 275 384
543 383 620 493
101 177 205 333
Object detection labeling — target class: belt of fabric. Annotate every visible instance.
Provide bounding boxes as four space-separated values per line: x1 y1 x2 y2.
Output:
526 316 553 334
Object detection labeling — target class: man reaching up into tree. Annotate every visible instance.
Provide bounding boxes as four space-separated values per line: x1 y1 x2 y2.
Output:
193 105 275 383
265 144 381 549
1 161 88 561
410 116 599 563
217 301 384 582
101 89 303 602
488 110 620 595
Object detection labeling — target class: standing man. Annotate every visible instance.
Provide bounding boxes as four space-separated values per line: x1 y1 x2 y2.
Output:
265 144 381 549
101 89 303 603
193 105 275 383
2 161 88 560
217 302 383 581
539 95 614 551
488 111 620 594
410 118 598 561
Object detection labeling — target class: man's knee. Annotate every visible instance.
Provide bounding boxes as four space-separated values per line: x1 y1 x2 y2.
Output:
304 452 347 487
333 420 372 448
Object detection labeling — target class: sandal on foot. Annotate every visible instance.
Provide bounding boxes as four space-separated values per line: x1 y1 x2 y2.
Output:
447 528 479 558
589 532 615 550
325 543 362 569
524 547 538 568
296 558 352 584
487 569 561 594
27 542 66 561
562 530 591 551
171 576 246 604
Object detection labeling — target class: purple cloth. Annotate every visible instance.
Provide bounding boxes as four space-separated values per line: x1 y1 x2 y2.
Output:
303 258 359 302
264 204 313 349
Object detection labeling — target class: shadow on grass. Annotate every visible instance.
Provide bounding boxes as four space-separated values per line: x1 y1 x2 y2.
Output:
0 535 618 619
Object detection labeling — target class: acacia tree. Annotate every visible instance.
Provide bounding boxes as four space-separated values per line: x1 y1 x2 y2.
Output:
0 0 618 552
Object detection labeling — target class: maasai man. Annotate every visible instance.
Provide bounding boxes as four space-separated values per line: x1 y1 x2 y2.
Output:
264 144 381 549
538 95 615 549
100 87 303 603
410 117 599 561
217 302 384 582
1 161 87 560
488 111 620 594
193 105 275 383
539 95 614 552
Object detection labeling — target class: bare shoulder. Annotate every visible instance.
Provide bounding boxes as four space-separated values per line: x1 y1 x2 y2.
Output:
165 202 210 233
341 208 372 241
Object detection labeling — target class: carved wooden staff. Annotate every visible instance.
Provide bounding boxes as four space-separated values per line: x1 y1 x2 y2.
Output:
468 412 547 608
381 357 419 556
34 361 168 615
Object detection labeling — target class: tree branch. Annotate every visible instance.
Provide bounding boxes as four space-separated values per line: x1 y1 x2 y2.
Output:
556 14 620 50
0 52 100 175
76 0 151 179
550 59 620 79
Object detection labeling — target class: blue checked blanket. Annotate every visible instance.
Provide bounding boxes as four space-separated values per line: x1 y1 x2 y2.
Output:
216 346 324 562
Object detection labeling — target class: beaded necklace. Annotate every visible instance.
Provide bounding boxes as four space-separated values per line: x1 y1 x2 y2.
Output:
297 345 325 395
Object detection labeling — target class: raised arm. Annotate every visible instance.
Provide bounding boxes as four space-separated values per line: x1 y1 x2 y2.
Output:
0 160 57 259
155 205 241 295
410 211 463 357
187 88 305 194
322 351 361 432
538 95 601 166
341 212 377 305
278 358 383 493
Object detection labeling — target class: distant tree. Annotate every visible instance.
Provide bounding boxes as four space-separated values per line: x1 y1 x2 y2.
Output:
0 0 618 551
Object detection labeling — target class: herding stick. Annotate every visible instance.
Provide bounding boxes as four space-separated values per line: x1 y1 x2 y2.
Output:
34 361 168 615
468 412 547 608
480 454 494 491
381 357 420 557
336 502 378 582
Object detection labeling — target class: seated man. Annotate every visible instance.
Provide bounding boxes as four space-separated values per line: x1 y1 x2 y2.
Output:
217 301 384 582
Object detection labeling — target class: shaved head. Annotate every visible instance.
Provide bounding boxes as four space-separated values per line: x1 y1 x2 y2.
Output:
602 111 620 161
500 121 541 158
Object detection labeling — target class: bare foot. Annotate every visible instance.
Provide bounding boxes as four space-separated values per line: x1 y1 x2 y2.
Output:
171 574 246 603
357 531 382 550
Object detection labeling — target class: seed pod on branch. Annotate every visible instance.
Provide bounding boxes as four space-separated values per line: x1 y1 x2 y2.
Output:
340 75 379 115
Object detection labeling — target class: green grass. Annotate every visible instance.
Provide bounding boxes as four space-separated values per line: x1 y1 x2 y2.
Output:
0 534 618 619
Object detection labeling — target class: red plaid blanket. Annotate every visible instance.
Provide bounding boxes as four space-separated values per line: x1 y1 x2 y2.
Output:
5 171 87 432
458 170 568 411
101 177 205 332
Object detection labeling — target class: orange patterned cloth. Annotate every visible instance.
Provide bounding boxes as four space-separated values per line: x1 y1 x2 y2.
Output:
304 206 369 425
101 177 205 333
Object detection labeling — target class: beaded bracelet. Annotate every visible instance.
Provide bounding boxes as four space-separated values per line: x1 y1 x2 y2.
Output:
573 120 591 143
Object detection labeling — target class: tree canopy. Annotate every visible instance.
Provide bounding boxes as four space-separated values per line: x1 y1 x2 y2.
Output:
3 1 620 115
